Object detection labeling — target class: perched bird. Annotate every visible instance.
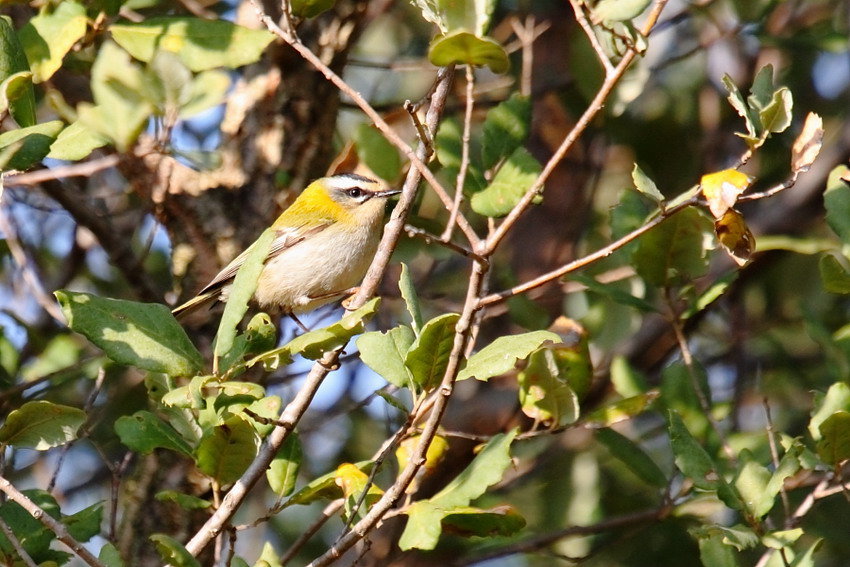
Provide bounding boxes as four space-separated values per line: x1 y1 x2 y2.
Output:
172 173 401 325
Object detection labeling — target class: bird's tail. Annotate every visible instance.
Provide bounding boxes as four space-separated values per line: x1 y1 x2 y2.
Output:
171 292 218 319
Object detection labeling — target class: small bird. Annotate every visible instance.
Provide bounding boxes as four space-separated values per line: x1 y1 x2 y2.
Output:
172 173 401 325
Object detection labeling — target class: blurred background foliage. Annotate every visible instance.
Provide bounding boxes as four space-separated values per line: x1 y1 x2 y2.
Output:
0 0 849 565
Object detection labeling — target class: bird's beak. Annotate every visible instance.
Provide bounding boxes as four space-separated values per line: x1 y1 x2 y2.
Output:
375 188 402 198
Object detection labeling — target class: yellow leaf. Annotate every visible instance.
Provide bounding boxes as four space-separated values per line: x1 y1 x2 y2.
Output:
700 169 753 219
714 209 755 266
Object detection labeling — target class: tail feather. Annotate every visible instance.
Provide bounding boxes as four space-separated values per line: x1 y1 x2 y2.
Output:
172 292 219 319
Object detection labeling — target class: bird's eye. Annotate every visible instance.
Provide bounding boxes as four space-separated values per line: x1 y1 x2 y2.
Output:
347 187 364 199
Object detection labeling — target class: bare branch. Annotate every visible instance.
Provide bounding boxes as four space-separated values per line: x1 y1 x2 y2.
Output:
484 0 670 255
0 474 107 567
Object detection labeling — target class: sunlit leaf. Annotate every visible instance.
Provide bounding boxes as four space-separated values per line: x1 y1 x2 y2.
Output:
824 165 850 244
481 93 531 170
396 434 449 474
405 313 460 391
56 290 204 376
733 450 774 519
429 31 509 74
399 263 423 334
47 121 109 161
583 391 659 428
809 382 850 441
284 461 374 507
357 326 415 389
791 113 823 173
470 147 541 217
722 74 757 139
0 120 64 171
700 169 753 219
632 163 664 203
196 416 259 485
18 1 87 83
151 534 200 567
458 330 559 382
0 401 85 450
592 0 652 22
0 16 36 127
816 410 850 465
336 463 384 521
517 345 582 427
759 87 793 134
111 18 274 72
114 410 194 456
268 432 302 497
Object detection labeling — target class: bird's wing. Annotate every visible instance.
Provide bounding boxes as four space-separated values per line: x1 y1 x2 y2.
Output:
194 222 330 297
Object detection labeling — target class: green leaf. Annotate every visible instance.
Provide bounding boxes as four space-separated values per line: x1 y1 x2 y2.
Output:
110 18 274 72
722 74 757 140
215 228 275 366
596 428 667 488
180 69 230 117
429 31 509 74
0 120 64 171
758 87 793 134
247 298 380 373
819 253 850 294
517 344 586 426
62 502 103 542
0 72 35 128
632 163 664 203
56 290 204 376
47 120 109 161
458 329 559 381
336 463 384 521
441 505 526 538
399 263 423 335
99 543 125 567
0 489 61 562
592 0 652 22
355 123 402 182
412 0 497 35
400 430 518 550
583 391 659 428
693 523 759 552
432 429 517 509
471 146 541 217
733 449 774 519
290 0 337 18
809 382 850 440
0 16 36 127
268 432 302 497
196 416 259 485
78 41 154 151
155 490 212 510
151 534 201 567
609 355 649 397
481 93 531 170
571 273 657 313
114 410 194 456
18 1 87 83
405 313 460 391
284 461 374 507
762 528 804 550
399 501 443 551
668 411 742 509
824 165 850 244
256 542 283 567
816 410 850 465
633 207 712 287
219 312 277 375
791 539 823 567
0 400 85 450
357 326 415 388
243 394 281 437
747 64 775 111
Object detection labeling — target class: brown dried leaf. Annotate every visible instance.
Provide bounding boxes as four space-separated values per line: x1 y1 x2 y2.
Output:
715 209 755 266
791 112 824 174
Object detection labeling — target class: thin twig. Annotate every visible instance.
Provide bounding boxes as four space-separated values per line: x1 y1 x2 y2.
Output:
441 65 475 242
0 474 107 567
568 0 615 75
484 0 669 256
763 397 792 525
3 155 120 187
454 504 671 566
0 516 38 567
404 225 484 262
477 196 697 307
0 190 66 323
